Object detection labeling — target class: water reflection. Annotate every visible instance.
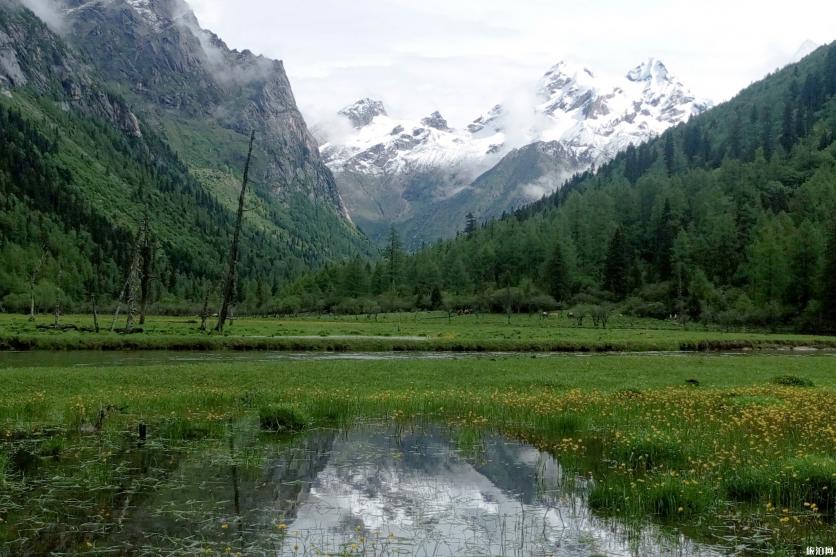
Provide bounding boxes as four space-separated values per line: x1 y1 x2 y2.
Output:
0 424 727 556
0 348 831 369
275 426 719 557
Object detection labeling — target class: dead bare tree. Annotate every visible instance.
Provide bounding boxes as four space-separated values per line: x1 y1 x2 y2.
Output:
199 280 212 332
138 212 154 325
216 131 255 334
28 246 47 321
53 268 63 327
111 221 145 332
88 248 103 333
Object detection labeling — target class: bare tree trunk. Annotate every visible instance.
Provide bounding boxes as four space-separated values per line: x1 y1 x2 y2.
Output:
28 249 47 322
53 269 63 327
216 131 255 334
139 213 153 326
199 282 211 332
112 222 145 332
91 293 100 333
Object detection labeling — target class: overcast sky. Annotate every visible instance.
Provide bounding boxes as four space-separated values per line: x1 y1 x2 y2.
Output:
187 0 835 128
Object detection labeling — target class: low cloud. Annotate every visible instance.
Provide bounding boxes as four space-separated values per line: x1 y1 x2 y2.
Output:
17 0 67 33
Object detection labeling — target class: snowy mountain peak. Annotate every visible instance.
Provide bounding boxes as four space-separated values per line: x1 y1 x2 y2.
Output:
627 58 670 83
320 57 712 241
421 111 450 131
65 0 198 32
791 40 820 63
539 61 596 97
339 98 387 128
538 61 600 116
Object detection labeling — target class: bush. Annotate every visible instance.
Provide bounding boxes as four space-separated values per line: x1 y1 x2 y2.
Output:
770 375 814 387
258 404 308 433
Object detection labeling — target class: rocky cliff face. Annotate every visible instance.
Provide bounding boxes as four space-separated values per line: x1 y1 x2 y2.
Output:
0 2 142 136
57 0 349 219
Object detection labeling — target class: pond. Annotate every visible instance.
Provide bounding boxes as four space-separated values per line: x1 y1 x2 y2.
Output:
0 423 724 556
0 347 832 368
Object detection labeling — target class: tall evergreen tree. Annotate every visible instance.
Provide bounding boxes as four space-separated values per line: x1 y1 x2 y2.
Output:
654 200 678 281
464 212 477 235
603 226 630 299
822 223 836 328
383 227 404 294
544 235 571 302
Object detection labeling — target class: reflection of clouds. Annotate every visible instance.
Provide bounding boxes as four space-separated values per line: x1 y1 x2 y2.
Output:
280 427 721 557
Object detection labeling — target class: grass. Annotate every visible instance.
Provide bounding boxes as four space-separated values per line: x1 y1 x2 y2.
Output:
1 327 835 553
2 312 836 352
258 404 309 432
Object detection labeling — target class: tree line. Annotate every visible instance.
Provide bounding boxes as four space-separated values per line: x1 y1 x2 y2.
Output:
277 43 836 332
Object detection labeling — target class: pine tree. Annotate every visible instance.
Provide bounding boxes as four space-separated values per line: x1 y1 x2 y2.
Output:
383 226 404 294
654 200 677 281
603 226 630 299
544 235 571 302
464 212 477 235
663 133 676 175
822 223 836 328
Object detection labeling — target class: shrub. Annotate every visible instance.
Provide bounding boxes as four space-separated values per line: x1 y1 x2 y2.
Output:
770 375 814 387
258 404 308 433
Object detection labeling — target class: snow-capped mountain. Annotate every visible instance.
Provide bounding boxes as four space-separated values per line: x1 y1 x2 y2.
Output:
790 40 820 64
319 59 711 246
322 101 504 181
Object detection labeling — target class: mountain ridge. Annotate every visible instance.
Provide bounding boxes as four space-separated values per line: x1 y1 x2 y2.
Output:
0 0 370 314
320 57 711 246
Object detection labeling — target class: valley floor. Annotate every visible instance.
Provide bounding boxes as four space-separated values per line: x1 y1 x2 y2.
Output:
0 334 834 553
1 314 835 554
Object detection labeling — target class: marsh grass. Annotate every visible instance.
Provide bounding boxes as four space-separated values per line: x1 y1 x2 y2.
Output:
2 312 836 353
1 353 835 554
258 404 309 433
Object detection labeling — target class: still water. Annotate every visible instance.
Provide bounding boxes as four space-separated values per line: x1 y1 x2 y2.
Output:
2 423 724 556
0 347 831 368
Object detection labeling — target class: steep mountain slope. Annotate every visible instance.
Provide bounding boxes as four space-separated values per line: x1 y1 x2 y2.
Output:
289 42 836 330
60 0 351 221
0 0 368 313
321 59 710 246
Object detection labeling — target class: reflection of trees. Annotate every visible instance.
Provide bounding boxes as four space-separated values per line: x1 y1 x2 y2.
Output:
98 429 338 554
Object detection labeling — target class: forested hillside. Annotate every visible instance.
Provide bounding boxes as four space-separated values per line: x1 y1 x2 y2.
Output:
0 2 369 315
283 43 836 331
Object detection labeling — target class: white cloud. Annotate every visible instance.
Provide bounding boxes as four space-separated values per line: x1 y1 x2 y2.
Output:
186 0 836 127
17 0 66 32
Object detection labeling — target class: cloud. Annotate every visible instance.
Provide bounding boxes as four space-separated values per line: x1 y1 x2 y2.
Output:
185 1 836 127
17 0 66 32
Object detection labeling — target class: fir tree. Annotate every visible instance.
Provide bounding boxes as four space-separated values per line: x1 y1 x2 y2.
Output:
464 212 477 235
603 226 630 299
544 235 571 302
822 223 836 328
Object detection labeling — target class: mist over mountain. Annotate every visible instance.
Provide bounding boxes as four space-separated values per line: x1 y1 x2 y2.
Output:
319 58 711 246
0 0 368 314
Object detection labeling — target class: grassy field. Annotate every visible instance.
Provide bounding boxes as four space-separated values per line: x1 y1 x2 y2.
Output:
2 312 836 352
1 351 835 554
